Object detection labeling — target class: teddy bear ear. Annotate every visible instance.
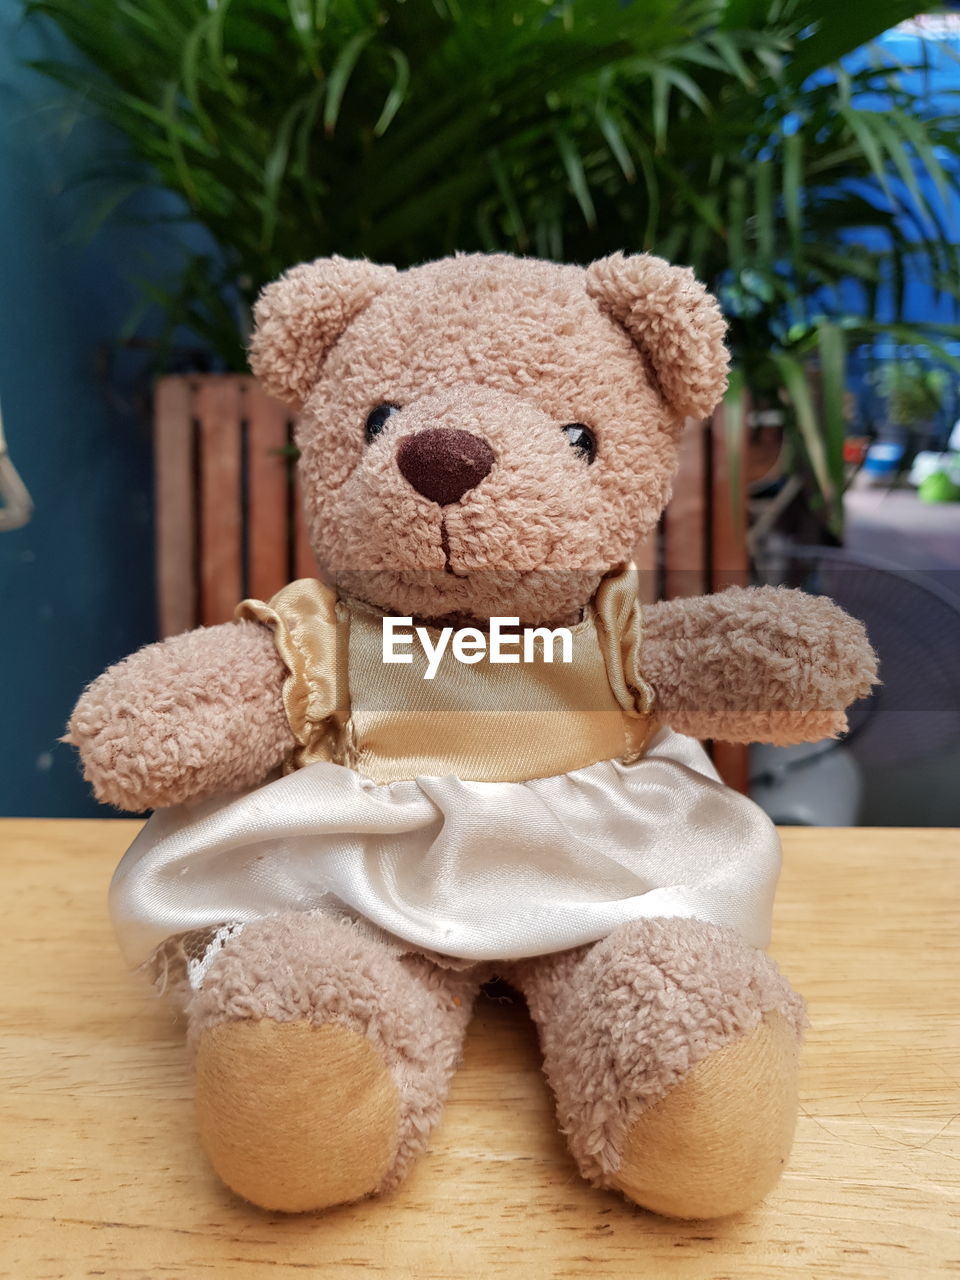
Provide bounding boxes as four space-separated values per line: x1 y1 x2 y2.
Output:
585 252 729 422
249 256 397 409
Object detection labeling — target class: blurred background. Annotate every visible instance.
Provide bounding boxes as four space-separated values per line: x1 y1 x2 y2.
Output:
1 0 959 825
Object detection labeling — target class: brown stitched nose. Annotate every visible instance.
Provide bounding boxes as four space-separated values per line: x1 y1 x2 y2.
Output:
396 429 495 506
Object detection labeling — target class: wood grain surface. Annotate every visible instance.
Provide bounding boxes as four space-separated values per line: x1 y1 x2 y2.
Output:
1 821 958 1279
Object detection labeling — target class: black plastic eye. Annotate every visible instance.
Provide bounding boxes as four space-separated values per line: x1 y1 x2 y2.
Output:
562 423 596 464
365 403 401 442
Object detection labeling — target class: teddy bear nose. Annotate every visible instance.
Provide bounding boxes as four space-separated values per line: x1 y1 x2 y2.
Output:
396 429 495 505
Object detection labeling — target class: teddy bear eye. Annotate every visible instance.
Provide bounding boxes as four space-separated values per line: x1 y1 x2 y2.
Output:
562 423 596 464
365 403 401 443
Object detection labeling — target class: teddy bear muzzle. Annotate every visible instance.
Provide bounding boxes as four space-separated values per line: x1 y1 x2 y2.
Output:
396 428 495 506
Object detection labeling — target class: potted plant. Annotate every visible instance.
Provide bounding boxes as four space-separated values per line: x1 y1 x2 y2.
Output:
22 0 960 546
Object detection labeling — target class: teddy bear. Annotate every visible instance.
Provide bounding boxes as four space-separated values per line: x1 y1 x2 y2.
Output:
67 251 877 1220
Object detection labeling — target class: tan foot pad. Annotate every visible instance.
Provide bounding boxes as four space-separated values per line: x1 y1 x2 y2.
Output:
194 1018 400 1212
613 1012 800 1219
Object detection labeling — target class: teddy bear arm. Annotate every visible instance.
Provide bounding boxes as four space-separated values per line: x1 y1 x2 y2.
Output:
65 619 294 811
642 586 878 745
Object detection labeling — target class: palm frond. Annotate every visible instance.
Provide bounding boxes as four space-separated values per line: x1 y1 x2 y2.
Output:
22 0 960 532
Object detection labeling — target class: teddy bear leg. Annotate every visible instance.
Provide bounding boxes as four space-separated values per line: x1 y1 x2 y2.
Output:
513 917 805 1219
186 911 480 1213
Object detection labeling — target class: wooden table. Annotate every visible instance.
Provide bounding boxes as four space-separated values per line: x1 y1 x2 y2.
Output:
2 821 958 1279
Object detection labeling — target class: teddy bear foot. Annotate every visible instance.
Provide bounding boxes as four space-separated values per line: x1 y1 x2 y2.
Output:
611 1011 799 1218
514 916 805 1220
186 911 480 1213
194 1017 400 1212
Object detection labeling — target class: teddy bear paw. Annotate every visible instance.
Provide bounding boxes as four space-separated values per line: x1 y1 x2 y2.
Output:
611 1011 800 1219
194 1016 400 1213
515 916 805 1219
185 910 479 1213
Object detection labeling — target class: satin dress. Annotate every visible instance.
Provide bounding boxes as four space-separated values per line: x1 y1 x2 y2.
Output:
109 568 781 993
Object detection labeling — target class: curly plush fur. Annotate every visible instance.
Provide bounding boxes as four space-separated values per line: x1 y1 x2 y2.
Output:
643 586 877 743
65 620 293 811
266 254 687 625
585 252 730 419
513 917 805 1185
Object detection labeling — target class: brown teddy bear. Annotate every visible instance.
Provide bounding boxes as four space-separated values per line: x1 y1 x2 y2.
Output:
68 252 876 1219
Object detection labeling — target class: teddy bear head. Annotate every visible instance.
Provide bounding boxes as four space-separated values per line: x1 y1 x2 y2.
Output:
249 252 728 626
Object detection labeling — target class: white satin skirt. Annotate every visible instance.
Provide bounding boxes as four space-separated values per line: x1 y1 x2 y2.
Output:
110 728 780 985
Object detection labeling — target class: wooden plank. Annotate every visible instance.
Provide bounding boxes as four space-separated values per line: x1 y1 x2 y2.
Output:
709 399 751 792
711 398 749 592
711 740 751 795
293 466 318 581
663 416 707 600
196 377 244 627
153 376 197 638
632 534 658 606
3 820 958 1279
244 377 291 604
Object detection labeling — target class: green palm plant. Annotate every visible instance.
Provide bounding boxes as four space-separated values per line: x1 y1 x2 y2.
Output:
875 358 949 429
23 0 960 534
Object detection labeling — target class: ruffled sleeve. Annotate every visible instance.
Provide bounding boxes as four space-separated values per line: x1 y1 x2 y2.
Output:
592 565 658 760
236 579 349 770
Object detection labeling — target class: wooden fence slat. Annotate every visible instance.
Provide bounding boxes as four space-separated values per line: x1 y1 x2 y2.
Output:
633 535 658 606
244 377 291 604
709 399 751 793
154 376 196 639
663 416 708 601
711 741 750 795
196 377 244 627
293 472 318 581
711 398 749 592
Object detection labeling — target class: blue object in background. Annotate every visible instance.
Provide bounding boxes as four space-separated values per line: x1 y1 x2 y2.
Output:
863 441 906 476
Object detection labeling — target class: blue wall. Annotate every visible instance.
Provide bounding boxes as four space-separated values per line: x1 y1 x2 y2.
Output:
0 6 162 816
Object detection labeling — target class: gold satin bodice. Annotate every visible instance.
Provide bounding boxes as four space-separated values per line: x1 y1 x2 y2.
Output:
236 567 657 785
